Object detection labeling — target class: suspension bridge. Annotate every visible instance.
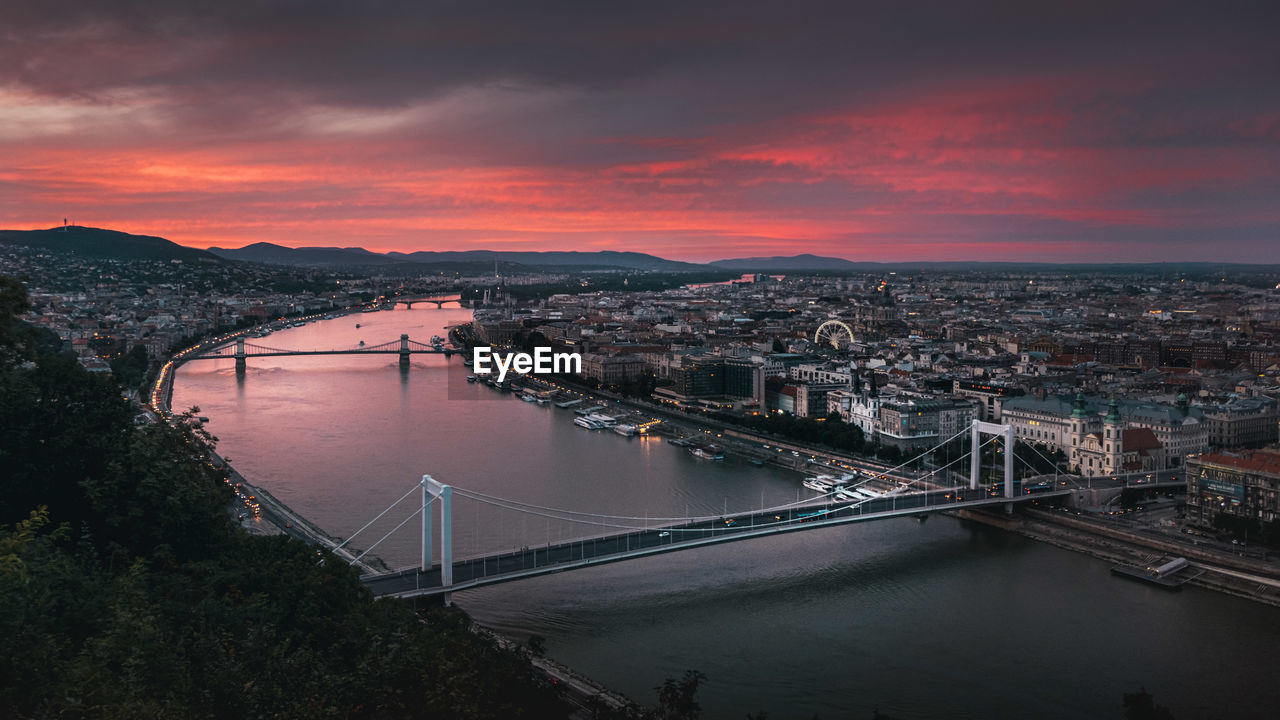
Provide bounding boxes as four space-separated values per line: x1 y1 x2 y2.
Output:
182 334 459 372
337 421 1079 604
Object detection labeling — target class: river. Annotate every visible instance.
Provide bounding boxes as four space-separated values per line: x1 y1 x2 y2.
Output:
173 305 1280 719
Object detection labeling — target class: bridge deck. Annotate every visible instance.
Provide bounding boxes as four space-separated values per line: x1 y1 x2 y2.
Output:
362 486 1069 599
183 348 456 358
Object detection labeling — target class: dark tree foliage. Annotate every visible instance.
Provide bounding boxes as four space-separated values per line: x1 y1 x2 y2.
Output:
712 411 865 454
586 670 707 720
655 670 707 720
0 276 569 719
1212 513 1280 547
1123 687 1175 720
875 443 903 464
109 343 151 390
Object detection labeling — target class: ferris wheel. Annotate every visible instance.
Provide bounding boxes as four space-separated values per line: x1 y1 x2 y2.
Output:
814 320 855 350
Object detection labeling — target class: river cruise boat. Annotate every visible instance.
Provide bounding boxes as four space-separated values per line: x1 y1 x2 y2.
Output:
802 476 834 492
689 444 724 460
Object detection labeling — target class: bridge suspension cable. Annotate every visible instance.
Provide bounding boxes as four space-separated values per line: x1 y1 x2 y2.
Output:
342 424 1036 574
450 427 969 526
1017 441 1086 489
447 426 986 531
792 426 974 504
350 496 437 566
195 337 442 357
333 482 422 552
241 342 298 354
449 486 727 523
451 491 717 532
906 435 999 488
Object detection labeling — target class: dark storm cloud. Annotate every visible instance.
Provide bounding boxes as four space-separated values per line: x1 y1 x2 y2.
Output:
1 0 1277 260
5 1 1276 111
2 1 1275 160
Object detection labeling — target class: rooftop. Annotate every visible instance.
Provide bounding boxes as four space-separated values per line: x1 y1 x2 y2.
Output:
1193 450 1280 476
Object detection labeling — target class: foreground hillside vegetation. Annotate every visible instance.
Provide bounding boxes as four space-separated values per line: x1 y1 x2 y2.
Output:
0 276 568 719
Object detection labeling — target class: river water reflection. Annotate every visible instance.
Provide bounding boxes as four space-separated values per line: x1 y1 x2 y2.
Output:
173 306 1280 719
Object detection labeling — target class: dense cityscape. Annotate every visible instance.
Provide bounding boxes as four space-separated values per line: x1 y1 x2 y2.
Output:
5 225 1280 717
11 235 1280 564
15 240 1279 482
5 1 1280 718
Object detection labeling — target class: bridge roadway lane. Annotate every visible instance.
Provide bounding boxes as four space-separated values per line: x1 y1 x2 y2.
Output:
361 485 1070 598
190 348 456 358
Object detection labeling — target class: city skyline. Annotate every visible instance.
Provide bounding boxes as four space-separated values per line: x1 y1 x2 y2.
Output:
2 1 1278 262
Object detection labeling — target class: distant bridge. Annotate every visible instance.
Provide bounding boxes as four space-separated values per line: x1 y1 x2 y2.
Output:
388 294 462 309
183 334 458 372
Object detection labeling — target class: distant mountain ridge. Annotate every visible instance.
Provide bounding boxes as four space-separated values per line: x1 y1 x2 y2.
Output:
206 242 404 266
4 227 1276 273
207 243 705 271
0 226 222 263
386 249 704 271
710 254 859 270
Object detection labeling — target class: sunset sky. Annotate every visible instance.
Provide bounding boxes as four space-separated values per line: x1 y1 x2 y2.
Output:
1 1 1277 262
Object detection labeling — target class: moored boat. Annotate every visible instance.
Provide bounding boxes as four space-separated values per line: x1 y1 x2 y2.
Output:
584 413 617 427
803 477 833 492
690 443 724 460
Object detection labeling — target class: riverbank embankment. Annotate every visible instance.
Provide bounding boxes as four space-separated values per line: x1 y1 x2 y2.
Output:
955 507 1280 607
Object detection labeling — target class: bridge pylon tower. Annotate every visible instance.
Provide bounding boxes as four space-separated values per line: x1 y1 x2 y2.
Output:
969 420 1015 509
399 334 411 369
421 475 454 605
234 337 246 375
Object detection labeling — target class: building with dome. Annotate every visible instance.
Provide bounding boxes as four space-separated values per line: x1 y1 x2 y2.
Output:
1002 392 1209 477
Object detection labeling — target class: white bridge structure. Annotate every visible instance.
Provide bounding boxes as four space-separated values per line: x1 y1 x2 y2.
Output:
342 422 1075 604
